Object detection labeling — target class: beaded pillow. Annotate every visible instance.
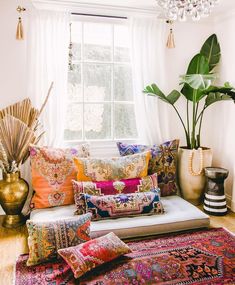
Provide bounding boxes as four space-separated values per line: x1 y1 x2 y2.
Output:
30 144 90 209
74 152 151 182
58 232 132 279
72 173 158 196
74 189 164 220
117 140 179 196
26 213 91 266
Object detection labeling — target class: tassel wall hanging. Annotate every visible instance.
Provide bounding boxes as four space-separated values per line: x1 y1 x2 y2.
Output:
16 6 26 40
68 23 73 71
166 20 175 49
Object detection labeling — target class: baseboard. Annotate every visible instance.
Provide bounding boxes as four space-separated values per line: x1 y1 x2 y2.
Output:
226 194 235 212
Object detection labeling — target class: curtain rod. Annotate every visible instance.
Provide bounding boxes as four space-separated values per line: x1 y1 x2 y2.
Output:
71 12 127 20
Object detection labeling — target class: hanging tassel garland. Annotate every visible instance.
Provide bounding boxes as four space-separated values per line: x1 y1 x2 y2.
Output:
16 17 24 40
68 23 73 71
166 28 175 49
16 6 26 40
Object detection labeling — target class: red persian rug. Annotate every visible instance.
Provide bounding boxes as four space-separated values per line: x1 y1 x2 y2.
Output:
15 228 235 285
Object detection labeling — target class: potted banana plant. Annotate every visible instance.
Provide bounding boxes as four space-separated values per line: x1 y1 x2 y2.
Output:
144 34 235 205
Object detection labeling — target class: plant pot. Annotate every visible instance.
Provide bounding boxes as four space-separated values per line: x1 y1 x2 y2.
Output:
0 171 29 228
178 147 212 206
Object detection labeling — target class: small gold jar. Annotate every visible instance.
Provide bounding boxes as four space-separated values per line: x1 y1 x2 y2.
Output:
0 172 29 228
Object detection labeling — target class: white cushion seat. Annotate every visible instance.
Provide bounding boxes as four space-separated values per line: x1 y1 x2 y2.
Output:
30 195 210 239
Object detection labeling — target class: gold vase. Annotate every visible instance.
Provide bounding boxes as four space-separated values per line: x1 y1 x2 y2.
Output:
0 172 29 228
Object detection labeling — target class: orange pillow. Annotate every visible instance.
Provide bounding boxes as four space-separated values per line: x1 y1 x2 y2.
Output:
74 151 151 182
30 144 90 209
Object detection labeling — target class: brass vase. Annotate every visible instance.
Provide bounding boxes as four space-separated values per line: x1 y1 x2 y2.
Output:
0 172 29 228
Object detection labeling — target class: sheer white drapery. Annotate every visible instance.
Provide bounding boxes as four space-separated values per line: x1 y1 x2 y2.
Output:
27 9 70 147
130 16 170 145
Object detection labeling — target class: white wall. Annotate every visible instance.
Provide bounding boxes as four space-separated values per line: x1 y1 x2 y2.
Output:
204 11 235 211
165 17 235 210
0 0 32 214
163 21 214 146
0 0 33 108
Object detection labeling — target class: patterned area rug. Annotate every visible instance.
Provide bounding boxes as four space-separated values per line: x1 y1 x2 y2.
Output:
15 228 235 285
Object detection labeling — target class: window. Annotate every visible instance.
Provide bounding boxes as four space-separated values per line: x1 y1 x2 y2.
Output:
64 18 137 142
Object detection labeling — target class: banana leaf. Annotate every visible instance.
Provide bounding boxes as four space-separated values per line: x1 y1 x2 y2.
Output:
180 74 216 90
143 84 181 105
205 92 232 107
181 54 209 102
200 34 221 72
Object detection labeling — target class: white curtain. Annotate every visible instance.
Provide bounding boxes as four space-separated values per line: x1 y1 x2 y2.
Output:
22 9 70 214
130 16 170 145
27 9 70 147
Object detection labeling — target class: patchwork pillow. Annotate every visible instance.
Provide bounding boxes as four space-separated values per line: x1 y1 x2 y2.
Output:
72 173 158 196
74 189 164 220
30 144 90 209
26 213 92 266
58 232 132 279
117 140 179 196
74 152 151 182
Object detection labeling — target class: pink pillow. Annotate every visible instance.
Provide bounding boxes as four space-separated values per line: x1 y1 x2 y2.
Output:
72 173 158 196
58 232 131 279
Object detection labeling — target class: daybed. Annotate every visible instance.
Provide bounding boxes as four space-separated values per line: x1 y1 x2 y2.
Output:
30 195 210 239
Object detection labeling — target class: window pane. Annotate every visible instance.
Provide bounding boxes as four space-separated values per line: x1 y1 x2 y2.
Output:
85 104 111 140
71 22 82 61
68 64 82 102
114 104 137 139
114 25 130 62
84 64 111 101
84 23 112 62
64 103 83 140
114 65 133 101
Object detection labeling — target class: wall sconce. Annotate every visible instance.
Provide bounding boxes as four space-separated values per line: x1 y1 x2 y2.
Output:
166 20 175 49
16 6 26 40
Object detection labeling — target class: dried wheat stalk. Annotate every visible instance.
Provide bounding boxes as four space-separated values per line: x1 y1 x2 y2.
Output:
0 140 9 172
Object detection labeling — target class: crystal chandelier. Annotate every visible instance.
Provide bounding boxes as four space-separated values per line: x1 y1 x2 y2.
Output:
157 0 220 21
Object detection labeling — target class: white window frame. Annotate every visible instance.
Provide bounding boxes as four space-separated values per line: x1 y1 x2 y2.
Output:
64 15 138 146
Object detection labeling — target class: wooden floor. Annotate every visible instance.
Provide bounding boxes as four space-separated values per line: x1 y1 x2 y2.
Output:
0 210 235 285
0 216 28 285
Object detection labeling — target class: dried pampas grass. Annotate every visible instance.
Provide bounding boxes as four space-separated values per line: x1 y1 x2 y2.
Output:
0 82 53 173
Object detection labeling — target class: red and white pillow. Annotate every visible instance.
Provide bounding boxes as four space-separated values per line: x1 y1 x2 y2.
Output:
58 232 131 279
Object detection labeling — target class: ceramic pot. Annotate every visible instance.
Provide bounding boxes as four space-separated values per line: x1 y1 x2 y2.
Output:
178 147 212 206
0 171 29 228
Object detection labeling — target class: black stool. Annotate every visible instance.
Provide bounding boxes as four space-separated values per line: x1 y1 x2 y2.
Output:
204 167 228 216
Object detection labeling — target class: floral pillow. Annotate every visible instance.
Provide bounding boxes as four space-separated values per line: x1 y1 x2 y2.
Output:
117 140 179 196
74 189 164 220
58 232 132 279
74 152 151 182
30 144 90 209
72 173 158 196
26 213 92 266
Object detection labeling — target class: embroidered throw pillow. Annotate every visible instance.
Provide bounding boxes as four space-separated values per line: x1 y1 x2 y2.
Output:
26 213 92 266
30 144 90 209
74 190 164 220
117 140 179 196
58 232 132 279
74 152 151 182
72 173 158 196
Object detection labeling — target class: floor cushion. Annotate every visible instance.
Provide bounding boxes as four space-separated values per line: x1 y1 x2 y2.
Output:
30 196 210 239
